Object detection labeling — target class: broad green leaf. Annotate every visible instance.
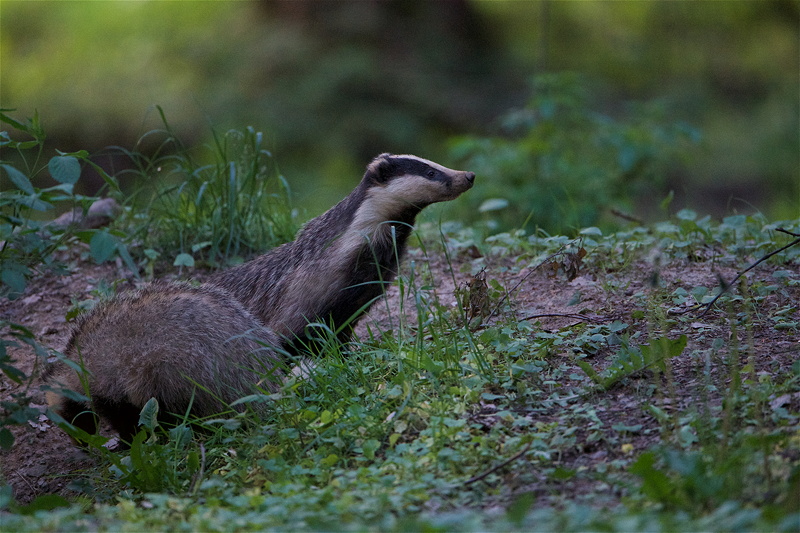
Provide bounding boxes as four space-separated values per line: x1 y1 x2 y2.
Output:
1 164 34 194
14 494 70 515
722 214 746 227
320 453 338 467
506 492 535 525
18 194 53 212
551 467 577 480
579 226 603 236
138 397 160 431
48 156 81 184
191 241 212 253
41 183 75 195
168 425 192 448
1 267 28 296
361 438 380 460
89 230 117 263
127 430 163 490
640 335 688 370
143 249 161 260
173 253 195 267
187 450 200 472
629 451 677 505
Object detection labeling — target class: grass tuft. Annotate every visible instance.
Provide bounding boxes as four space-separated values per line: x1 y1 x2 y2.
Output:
126 110 298 267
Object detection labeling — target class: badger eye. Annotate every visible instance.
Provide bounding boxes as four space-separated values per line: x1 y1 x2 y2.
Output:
426 170 436 178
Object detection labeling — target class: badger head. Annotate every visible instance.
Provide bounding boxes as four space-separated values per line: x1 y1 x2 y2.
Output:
363 153 475 210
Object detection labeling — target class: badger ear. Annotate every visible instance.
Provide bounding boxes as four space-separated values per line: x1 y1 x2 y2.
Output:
365 153 394 183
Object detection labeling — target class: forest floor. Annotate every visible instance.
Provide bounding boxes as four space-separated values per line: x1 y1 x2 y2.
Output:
1 231 798 526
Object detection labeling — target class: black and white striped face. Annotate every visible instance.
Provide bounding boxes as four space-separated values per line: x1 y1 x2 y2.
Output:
364 153 475 208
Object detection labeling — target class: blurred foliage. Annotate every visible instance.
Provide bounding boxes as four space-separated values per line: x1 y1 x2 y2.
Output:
450 73 700 233
0 0 797 220
0 0 518 212
475 0 799 219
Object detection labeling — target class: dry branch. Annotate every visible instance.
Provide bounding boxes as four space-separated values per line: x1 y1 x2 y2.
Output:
672 227 800 317
463 441 533 486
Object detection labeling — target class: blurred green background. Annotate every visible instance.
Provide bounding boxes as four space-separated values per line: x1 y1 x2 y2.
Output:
1 0 798 230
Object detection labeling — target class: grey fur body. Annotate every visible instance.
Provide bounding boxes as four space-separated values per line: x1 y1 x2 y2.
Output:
209 153 475 353
48 282 282 442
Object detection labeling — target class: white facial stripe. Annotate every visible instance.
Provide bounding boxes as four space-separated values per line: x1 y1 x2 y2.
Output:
279 178 432 330
334 175 440 261
350 176 433 233
381 174 446 203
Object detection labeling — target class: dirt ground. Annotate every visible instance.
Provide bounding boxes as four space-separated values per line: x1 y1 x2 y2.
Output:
1 243 798 504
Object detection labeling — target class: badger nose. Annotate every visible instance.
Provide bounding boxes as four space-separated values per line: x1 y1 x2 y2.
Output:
465 172 475 184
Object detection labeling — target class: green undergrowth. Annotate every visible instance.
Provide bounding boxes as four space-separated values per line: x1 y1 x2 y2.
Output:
0 110 134 300
1 110 136 452
448 72 701 233
4 212 799 531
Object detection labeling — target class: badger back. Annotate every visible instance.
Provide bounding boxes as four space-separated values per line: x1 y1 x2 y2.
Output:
48 282 284 441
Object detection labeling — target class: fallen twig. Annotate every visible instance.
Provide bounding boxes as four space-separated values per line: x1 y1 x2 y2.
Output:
675 227 800 318
463 441 533 486
519 312 606 324
486 240 578 322
467 312 607 334
610 208 644 225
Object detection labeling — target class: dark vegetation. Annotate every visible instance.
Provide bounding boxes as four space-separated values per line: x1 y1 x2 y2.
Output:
1 0 797 220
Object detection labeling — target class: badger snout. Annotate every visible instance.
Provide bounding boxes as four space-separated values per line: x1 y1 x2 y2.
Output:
457 171 476 192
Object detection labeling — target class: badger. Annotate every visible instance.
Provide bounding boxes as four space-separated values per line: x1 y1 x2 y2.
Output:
48 154 473 442
209 153 475 353
46 282 284 443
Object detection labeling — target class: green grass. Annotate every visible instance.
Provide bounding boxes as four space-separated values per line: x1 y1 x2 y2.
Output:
122 108 298 269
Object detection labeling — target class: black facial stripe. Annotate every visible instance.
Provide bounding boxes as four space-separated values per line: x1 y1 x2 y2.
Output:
386 158 442 181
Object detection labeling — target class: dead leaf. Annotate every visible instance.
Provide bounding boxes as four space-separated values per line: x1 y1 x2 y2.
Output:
549 247 588 281
458 269 490 325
